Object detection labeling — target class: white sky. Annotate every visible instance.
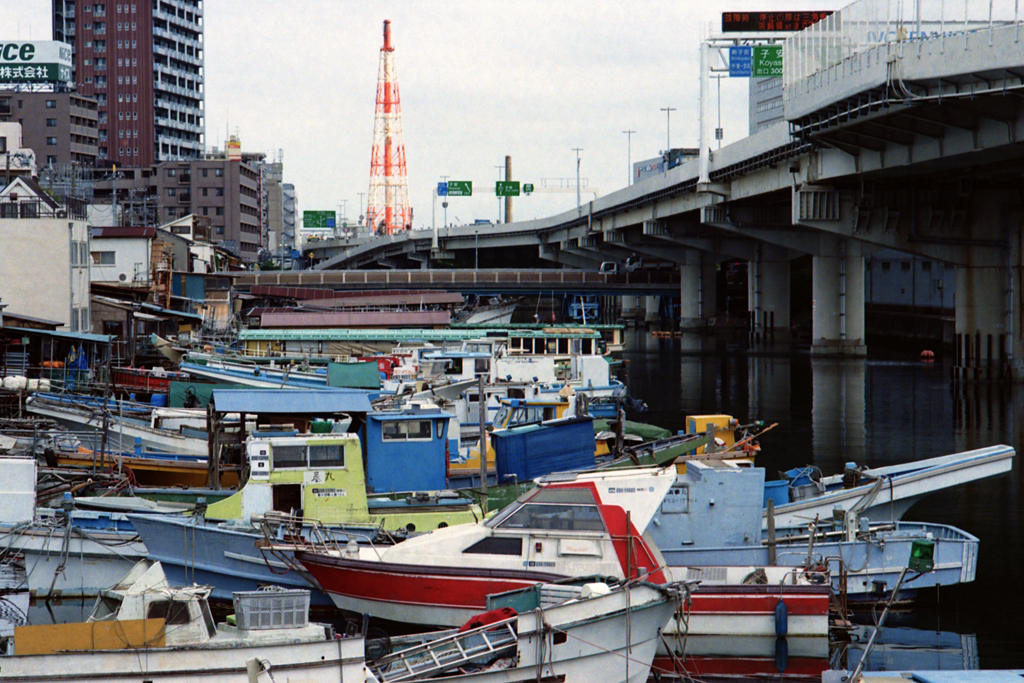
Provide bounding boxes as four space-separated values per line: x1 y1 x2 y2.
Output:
9 0 845 230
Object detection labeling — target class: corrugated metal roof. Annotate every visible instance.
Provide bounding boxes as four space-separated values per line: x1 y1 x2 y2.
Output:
210 388 373 414
2 326 113 343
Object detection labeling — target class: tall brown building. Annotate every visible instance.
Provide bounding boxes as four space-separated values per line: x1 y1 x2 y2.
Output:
53 0 204 167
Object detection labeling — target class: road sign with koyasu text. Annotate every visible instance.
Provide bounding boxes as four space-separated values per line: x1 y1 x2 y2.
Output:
447 181 472 196
752 45 783 77
496 181 520 197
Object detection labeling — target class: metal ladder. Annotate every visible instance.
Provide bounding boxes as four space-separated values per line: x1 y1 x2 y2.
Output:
369 619 519 683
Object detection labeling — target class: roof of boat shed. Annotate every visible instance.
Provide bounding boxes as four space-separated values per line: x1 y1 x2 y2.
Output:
210 389 373 414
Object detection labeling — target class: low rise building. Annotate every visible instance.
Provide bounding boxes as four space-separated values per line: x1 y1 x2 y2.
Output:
0 176 91 332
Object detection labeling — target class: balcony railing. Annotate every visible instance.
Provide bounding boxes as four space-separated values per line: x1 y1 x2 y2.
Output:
0 197 88 220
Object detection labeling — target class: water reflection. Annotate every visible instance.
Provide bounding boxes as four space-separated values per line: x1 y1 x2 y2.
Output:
619 329 1023 670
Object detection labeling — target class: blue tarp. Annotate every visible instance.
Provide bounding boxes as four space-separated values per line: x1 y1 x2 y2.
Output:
210 388 373 415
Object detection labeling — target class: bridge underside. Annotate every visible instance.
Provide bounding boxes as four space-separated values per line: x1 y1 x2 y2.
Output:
305 25 1024 379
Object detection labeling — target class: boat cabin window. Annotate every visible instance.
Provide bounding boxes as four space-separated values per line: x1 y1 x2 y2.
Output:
497 503 605 532
487 487 605 532
147 599 191 625
463 537 523 555
382 420 433 441
272 444 305 468
309 444 344 467
474 358 489 374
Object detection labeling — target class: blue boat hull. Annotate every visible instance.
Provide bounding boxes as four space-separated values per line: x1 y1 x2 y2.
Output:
127 513 374 606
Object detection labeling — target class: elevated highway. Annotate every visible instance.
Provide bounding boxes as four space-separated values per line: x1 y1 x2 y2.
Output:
302 2 1024 379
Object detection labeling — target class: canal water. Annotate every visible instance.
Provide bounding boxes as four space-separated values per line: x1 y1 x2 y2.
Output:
620 328 1024 673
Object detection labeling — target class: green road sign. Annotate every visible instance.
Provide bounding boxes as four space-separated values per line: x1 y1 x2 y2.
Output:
448 180 472 196
496 181 520 197
752 45 783 77
523 183 535 194
303 210 336 228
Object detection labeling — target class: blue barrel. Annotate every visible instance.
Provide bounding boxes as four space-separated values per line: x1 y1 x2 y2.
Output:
763 480 790 507
150 393 168 407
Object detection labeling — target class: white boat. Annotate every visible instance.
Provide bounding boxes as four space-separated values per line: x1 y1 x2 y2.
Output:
179 356 331 389
764 444 1015 528
0 457 147 599
456 297 518 325
0 561 362 682
24 392 208 457
368 579 682 683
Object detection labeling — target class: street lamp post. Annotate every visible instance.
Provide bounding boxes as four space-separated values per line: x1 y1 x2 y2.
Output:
440 175 449 228
660 107 677 152
357 192 365 225
622 130 636 186
572 147 583 215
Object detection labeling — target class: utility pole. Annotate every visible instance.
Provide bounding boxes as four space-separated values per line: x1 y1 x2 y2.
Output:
622 130 636 185
660 107 677 152
572 147 583 216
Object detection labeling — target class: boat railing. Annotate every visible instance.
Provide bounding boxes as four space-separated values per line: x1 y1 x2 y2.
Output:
368 616 519 682
254 511 390 561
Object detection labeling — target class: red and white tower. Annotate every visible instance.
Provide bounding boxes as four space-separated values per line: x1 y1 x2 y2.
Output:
367 20 411 235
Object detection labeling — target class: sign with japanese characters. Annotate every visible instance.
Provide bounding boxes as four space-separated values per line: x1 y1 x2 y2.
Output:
303 210 336 229
495 181 520 197
752 45 783 77
447 180 472 196
729 45 752 77
722 11 833 33
0 41 72 84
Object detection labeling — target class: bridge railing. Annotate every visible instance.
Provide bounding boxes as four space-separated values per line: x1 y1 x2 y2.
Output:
784 0 1022 88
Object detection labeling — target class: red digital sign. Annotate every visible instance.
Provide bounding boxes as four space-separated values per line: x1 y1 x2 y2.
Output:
722 11 834 33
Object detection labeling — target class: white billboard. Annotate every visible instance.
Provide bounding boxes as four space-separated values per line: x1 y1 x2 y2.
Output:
0 41 73 84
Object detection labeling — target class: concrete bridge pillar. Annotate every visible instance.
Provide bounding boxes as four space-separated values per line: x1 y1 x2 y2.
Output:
678 250 702 327
702 260 718 319
812 236 866 356
620 295 641 321
748 244 791 342
644 296 660 325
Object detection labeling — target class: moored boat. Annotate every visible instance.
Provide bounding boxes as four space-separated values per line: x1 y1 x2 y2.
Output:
763 444 1015 528
293 466 832 641
0 561 362 682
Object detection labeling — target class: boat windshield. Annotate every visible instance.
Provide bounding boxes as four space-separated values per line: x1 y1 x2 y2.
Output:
485 486 605 533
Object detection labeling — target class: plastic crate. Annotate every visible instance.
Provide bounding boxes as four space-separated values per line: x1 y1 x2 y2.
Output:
232 587 310 630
